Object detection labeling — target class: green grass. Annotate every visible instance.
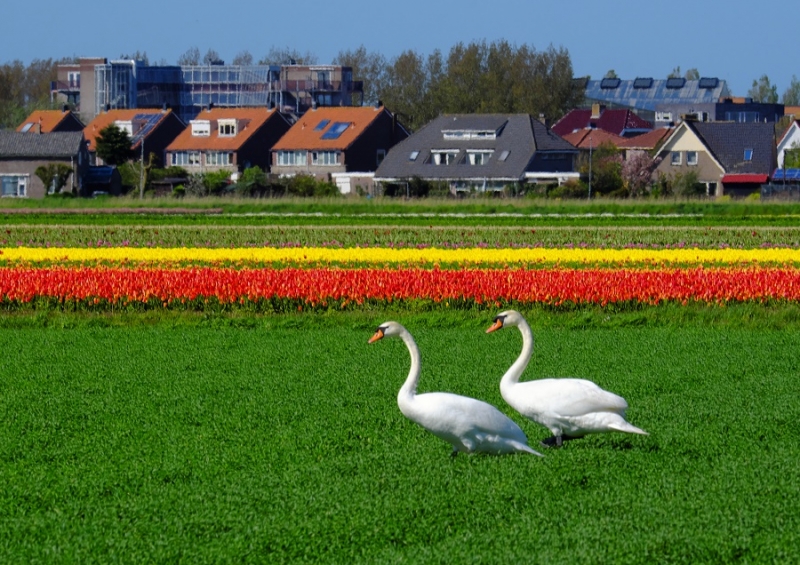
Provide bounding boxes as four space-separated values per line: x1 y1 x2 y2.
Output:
1 318 798 563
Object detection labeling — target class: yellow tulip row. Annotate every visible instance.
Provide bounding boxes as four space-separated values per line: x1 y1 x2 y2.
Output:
2 246 800 265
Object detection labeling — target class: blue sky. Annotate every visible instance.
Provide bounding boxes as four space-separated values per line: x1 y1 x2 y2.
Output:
4 0 797 98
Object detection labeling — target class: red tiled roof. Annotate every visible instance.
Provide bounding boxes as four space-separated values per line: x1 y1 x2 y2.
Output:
166 108 281 152
552 108 652 137
561 128 626 149
722 174 769 184
272 106 387 151
84 109 173 151
617 128 674 150
17 110 75 133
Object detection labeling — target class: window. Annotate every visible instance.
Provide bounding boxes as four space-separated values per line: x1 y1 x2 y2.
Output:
431 150 459 165
744 149 753 161
442 130 497 140
277 150 308 166
409 151 419 161
467 150 493 165
687 151 698 166
171 151 201 166
1 175 28 197
314 119 331 131
68 71 80 88
206 151 233 166
655 111 673 122
114 120 133 136
311 151 340 166
191 120 210 136
321 122 350 140
218 119 237 136
671 151 682 166
376 149 386 167
498 150 510 162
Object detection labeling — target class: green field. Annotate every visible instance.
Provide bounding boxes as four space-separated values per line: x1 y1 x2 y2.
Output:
2 317 798 563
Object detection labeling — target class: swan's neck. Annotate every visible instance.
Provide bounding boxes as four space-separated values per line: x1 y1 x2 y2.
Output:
501 319 534 393
397 328 421 408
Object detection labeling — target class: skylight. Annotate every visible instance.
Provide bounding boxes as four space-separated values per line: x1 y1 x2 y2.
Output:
314 119 330 131
666 77 686 89
498 150 510 162
744 149 753 161
600 78 621 89
20 123 33 132
321 122 350 140
409 151 419 161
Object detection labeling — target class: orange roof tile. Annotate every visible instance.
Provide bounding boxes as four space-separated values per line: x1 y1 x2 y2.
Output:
84 108 173 151
17 110 75 133
166 107 280 152
617 128 674 150
271 106 386 151
785 106 800 118
561 128 626 149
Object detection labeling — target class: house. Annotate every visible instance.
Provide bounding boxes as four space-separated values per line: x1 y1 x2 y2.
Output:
777 119 800 169
17 108 85 133
561 128 627 151
581 77 731 124
374 114 578 195
165 107 291 175
616 127 674 160
83 108 185 166
552 105 652 138
271 105 409 194
653 121 775 197
0 131 90 198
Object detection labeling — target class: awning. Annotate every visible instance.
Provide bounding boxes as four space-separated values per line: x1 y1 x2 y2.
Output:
721 174 769 184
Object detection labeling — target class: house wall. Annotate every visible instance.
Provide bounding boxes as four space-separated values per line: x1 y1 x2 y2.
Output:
0 156 87 199
141 113 185 168
237 115 291 172
778 124 800 168
346 111 408 173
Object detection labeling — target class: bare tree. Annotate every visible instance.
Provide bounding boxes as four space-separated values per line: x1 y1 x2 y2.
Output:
259 46 318 66
177 47 201 66
333 45 387 106
203 49 222 65
232 50 254 66
119 51 149 64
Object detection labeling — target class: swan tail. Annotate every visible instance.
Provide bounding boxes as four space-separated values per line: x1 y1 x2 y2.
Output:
509 440 545 457
608 421 649 436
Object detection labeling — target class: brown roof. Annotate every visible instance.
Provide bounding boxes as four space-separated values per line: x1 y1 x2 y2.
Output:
617 127 674 150
17 110 77 133
561 128 626 149
84 108 174 151
785 106 800 118
166 107 281 152
272 106 387 151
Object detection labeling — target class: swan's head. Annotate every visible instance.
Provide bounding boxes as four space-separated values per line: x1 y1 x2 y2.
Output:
369 321 406 343
486 310 524 333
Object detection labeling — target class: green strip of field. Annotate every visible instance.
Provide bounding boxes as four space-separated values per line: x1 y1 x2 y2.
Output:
1 322 797 563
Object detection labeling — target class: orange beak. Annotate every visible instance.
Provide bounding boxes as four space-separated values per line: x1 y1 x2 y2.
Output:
485 320 503 334
368 328 385 343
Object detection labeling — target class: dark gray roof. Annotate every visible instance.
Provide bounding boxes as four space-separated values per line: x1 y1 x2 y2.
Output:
688 122 775 174
0 131 85 159
375 114 576 181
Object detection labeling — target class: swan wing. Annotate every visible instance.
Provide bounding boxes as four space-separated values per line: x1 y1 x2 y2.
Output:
509 378 629 418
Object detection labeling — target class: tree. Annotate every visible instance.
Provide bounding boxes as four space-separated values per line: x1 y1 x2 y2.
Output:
119 51 149 64
177 47 201 66
782 75 800 106
235 166 268 196
684 68 700 80
579 142 623 197
748 75 779 103
95 124 133 165
34 163 73 194
621 152 656 197
667 66 681 79
333 45 388 106
604 69 618 79
258 47 317 66
231 50 254 66
203 49 221 65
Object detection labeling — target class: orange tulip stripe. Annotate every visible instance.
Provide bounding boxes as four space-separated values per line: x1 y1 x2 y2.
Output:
1 266 799 308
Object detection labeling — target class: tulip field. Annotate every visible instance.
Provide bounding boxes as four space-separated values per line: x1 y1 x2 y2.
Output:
1 207 800 563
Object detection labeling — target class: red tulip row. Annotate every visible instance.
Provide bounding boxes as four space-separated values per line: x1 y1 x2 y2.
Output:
2 266 800 308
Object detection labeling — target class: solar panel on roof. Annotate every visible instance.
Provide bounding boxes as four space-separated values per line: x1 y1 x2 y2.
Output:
666 77 686 89
633 77 653 89
600 78 621 89
320 122 349 140
698 77 719 89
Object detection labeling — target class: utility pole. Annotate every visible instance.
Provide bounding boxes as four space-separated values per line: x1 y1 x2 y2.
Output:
588 133 593 200
139 140 144 199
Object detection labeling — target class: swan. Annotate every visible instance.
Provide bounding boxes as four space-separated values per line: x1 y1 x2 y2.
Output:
369 321 543 457
486 310 648 447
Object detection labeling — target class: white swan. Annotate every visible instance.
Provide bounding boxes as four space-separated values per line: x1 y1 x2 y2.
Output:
369 321 543 457
486 310 648 447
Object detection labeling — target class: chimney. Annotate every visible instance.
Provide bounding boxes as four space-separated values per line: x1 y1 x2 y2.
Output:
591 103 602 119
62 104 69 113
35 119 41 134
538 113 548 127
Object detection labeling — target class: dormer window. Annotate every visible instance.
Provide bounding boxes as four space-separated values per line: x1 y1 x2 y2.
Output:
467 150 493 165
218 119 237 136
431 150 459 165
191 120 210 136
114 120 133 136
442 129 497 140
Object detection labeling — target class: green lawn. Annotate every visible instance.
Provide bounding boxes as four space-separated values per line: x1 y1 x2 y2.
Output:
1 319 798 563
